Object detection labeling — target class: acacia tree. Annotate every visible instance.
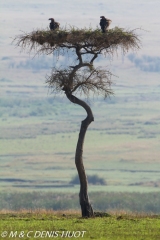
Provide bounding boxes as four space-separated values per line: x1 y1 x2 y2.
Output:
15 26 140 217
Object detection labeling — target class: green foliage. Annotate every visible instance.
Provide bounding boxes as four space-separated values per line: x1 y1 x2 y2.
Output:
70 174 107 185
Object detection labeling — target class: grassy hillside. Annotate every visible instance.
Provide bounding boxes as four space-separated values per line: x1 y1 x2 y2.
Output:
0 211 160 240
0 84 160 192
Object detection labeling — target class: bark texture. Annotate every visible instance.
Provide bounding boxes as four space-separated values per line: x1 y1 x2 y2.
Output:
66 92 94 217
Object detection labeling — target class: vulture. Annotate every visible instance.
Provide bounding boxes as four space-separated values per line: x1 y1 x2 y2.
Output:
48 18 60 30
100 16 112 33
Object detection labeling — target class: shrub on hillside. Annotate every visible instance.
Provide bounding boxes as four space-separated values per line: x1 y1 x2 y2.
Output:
70 174 107 185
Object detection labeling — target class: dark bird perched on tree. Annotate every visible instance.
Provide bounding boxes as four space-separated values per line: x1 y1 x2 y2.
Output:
48 18 60 30
100 16 112 33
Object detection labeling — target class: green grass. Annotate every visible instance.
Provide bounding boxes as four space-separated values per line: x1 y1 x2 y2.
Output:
0 211 160 240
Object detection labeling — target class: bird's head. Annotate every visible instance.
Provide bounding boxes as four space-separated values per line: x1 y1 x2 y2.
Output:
48 18 54 21
100 16 105 18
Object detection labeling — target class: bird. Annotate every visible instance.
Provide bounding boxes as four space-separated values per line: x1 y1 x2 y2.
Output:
100 16 112 33
48 18 60 30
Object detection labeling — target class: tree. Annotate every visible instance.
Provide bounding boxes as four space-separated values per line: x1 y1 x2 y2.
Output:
14 26 140 217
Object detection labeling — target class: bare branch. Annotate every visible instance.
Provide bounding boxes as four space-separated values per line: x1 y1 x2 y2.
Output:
46 67 113 98
75 46 82 64
90 53 98 64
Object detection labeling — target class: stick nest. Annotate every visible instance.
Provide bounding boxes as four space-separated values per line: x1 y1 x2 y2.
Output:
15 27 141 55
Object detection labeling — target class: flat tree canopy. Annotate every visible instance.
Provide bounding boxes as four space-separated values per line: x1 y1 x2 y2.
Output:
16 27 140 54
15 27 140 98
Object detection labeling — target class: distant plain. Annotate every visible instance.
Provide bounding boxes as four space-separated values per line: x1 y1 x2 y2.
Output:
0 0 160 194
0 82 160 193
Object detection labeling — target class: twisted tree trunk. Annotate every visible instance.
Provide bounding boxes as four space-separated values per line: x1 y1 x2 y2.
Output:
65 92 94 217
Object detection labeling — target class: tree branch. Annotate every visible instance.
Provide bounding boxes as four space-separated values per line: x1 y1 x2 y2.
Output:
76 46 82 64
90 53 98 64
69 62 93 87
65 92 94 122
